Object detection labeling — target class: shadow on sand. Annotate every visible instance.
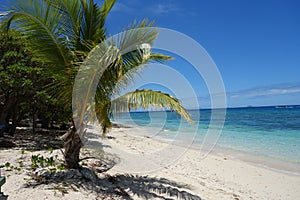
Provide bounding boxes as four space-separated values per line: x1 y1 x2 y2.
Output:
0 129 63 150
25 170 202 200
0 195 8 200
105 174 202 200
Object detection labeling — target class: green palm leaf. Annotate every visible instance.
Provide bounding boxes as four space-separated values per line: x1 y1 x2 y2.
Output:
2 0 71 68
111 89 194 125
95 22 172 99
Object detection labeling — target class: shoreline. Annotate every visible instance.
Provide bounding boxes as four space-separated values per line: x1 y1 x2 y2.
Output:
211 145 300 177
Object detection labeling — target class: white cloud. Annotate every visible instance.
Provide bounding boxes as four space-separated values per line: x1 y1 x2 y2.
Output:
111 2 135 13
110 1 184 16
151 3 180 15
228 83 300 99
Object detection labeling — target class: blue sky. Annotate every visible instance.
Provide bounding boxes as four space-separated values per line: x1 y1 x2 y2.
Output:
1 0 299 108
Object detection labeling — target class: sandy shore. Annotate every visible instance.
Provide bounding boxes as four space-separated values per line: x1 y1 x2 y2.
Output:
1 126 300 199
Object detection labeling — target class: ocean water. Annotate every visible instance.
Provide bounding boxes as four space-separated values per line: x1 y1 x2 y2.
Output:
112 106 300 166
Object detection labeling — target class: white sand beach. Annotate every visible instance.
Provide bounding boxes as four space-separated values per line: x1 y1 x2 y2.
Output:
1 126 300 200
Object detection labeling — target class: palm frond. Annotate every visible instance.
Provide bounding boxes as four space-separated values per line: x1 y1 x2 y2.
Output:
106 19 157 54
45 0 83 49
2 0 71 69
111 89 194 125
95 22 173 99
92 24 177 134
96 0 116 43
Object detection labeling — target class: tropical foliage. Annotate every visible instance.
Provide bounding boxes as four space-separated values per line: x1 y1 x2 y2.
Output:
0 30 69 135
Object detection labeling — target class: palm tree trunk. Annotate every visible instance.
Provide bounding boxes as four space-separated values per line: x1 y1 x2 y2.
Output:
63 123 83 169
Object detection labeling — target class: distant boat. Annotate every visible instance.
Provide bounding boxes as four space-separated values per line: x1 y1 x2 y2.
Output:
275 105 293 109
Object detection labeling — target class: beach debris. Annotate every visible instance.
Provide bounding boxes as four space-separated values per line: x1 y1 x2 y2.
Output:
34 168 51 178
80 167 97 181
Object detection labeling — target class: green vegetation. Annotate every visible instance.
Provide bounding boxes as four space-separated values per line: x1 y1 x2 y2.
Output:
0 30 70 135
31 154 65 172
0 30 42 134
3 162 21 172
1 0 192 169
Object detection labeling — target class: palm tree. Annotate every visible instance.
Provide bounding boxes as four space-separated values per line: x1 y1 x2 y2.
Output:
2 0 193 169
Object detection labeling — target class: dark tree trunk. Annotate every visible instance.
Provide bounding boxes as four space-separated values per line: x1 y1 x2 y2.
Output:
63 125 83 169
0 95 15 136
9 104 27 136
32 101 36 134
0 106 10 124
41 118 49 129
9 124 17 136
0 97 14 124
9 104 18 136
50 119 54 129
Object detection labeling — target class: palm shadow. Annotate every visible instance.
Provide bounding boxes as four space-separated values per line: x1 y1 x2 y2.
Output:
25 169 202 200
101 174 202 200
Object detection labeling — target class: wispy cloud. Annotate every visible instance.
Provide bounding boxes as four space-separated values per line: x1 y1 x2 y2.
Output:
179 83 300 108
111 1 186 16
228 83 300 99
150 3 180 15
111 2 135 13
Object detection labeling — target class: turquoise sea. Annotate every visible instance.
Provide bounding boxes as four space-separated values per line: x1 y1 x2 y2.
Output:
112 106 300 171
